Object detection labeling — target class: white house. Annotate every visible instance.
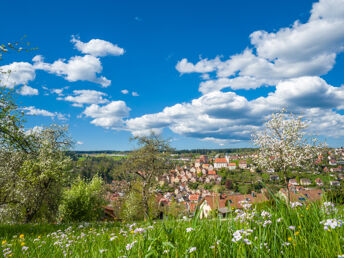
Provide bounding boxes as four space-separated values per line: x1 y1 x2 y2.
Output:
214 158 228 169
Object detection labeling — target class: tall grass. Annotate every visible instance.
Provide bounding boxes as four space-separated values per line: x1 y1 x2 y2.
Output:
1 200 343 257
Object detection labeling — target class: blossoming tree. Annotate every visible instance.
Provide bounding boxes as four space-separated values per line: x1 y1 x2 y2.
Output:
252 110 324 202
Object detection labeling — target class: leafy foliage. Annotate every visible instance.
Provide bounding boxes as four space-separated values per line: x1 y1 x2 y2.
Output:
59 175 106 222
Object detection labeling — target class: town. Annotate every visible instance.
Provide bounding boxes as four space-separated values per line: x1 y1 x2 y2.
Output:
102 147 344 219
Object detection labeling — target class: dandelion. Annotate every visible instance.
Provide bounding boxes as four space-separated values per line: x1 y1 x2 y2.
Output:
288 237 292 241
21 242 25 246
19 234 24 239
189 247 196 253
294 231 300 236
2 240 7 245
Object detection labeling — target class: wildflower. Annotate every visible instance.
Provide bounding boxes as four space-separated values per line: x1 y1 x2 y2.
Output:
186 227 194 232
277 218 282 223
126 240 137 251
2 240 7 245
261 211 271 218
243 239 252 245
210 245 215 249
320 219 343 230
290 202 303 208
282 242 290 246
134 228 145 234
163 250 169 254
99 249 108 253
263 220 272 227
288 237 292 241
19 234 24 239
288 226 296 230
22 246 29 251
110 236 117 241
189 247 196 253
21 242 25 246
294 231 300 236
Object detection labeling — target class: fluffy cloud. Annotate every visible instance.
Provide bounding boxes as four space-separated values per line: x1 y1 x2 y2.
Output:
25 126 44 136
71 36 124 57
126 76 344 142
83 101 130 128
176 0 344 93
64 90 109 107
23 106 68 121
132 91 139 96
121 89 129 94
17 85 39 96
33 55 111 87
0 62 36 88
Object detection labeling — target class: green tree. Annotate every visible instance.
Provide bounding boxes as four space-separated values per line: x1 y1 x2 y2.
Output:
59 175 105 222
121 134 173 219
120 181 159 221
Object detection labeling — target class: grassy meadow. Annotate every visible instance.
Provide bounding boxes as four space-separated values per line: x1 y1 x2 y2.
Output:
1 200 344 257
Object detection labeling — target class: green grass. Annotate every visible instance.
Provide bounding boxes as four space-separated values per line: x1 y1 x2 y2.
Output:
1 201 344 257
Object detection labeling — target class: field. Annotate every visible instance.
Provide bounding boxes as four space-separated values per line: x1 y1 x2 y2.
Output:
1 200 343 257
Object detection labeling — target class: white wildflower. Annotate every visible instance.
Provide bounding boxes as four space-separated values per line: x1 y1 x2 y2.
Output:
186 227 194 232
189 247 196 253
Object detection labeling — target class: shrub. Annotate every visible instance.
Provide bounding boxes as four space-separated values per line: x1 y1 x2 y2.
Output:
59 175 106 222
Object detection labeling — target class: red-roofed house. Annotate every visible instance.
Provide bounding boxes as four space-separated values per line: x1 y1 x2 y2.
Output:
199 192 268 218
214 158 228 169
208 170 216 175
228 163 237 170
238 161 247 169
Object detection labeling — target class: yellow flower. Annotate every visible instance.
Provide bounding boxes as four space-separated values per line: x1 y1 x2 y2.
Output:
2 240 7 245
295 231 299 236
130 231 134 234
38 235 41 239
21 242 25 246
288 237 292 241
19 234 24 239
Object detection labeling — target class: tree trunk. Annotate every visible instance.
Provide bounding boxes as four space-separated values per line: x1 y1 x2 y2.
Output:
142 184 150 220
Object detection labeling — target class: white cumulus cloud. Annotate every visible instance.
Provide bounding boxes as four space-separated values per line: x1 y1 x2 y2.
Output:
176 0 344 93
17 85 39 96
71 35 125 57
33 55 111 87
0 62 36 88
83 101 130 128
23 106 68 121
64 90 109 107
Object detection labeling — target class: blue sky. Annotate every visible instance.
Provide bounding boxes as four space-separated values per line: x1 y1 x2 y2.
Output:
1 0 344 150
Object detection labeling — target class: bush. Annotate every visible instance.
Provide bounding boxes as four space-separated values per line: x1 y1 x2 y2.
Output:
120 181 160 221
58 175 106 222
